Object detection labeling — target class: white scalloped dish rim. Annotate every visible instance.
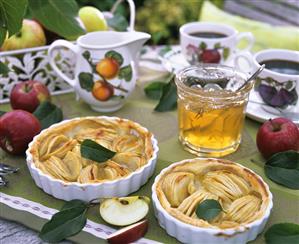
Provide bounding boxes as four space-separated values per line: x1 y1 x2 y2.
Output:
151 158 273 243
26 116 159 201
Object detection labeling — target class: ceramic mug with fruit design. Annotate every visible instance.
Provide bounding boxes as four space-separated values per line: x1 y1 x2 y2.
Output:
180 22 254 64
48 31 150 112
234 49 299 108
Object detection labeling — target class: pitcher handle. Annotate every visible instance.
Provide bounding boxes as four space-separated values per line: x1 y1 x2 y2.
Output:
236 32 255 52
234 51 254 73
111 0 135 31
48 40 79 87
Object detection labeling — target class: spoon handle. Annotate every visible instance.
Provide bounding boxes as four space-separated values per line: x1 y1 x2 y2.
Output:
237 64 265 92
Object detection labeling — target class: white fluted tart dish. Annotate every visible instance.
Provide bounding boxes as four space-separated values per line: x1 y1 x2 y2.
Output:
26 116 158 201
152 158 273 244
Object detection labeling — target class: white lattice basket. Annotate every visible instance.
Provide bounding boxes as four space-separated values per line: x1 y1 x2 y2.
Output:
0 0 135 104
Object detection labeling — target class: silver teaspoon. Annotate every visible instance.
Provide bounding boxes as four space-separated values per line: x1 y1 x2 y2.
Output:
236 64 265 92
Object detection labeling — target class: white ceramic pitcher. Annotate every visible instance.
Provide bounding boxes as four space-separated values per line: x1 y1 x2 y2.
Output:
48 31 150 112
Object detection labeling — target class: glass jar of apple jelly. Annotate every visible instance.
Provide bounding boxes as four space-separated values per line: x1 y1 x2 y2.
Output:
175 65 254 157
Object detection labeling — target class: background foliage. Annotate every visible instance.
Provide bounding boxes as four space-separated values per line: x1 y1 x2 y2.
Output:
79 0 224 44
136 0 224 44
0 0 224 48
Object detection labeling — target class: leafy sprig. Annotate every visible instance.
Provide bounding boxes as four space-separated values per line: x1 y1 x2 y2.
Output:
264 150 299 189
33 101 63 129
80 139 116 163
195 199 223 221
39 199 92 242
144 74 177 112
264 223 299 244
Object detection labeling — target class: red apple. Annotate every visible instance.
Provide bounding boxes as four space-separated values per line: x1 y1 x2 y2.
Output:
107 220 148 244
0 110 41 155
256 117 299 159
1 19 46 51
10 80 51 113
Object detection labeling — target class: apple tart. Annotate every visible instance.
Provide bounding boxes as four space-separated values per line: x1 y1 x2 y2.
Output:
29 117 154 183
155 158 271 230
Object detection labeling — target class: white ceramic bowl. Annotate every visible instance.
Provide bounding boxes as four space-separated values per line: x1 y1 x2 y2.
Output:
26 116 159 202
152 158 273 244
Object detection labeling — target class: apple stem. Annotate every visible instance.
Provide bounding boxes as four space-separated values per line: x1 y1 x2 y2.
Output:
23 83 32 93
111 84 129 93
269 119 280 132
100 75 129 93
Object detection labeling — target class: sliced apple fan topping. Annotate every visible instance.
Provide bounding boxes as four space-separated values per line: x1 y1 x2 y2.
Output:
157 160 268 229
34 119 153 183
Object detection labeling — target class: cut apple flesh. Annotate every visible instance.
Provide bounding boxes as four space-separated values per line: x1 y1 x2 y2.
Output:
107 219 148 244
100 196 150 226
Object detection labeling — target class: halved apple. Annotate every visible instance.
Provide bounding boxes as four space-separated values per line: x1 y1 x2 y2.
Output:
107 219 148 244
99 196 150 226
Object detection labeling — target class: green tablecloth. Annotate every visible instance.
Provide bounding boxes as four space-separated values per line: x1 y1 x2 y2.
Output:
0 84 298 244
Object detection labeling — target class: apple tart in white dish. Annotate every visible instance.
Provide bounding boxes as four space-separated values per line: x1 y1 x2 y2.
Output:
26 116 158 201
152 158 273 244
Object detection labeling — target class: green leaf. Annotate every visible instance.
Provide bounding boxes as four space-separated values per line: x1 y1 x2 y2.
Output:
105 50 123 66
61 199 88 211
199 42 207 50
254 77 262 91
144 81 165 100
284 80 296 91
82 50 91 61
152 32 163 45
79 72 94 91
80 139 116 163
0 0 27 46
265 223 299 244
28 0 85 39
214 42 221 49
0 61 10 75
158 45 172 56
154 77 177 112
39 204 88 242
264 151 299 189
33 101 63 130
107 13 128 32
0 111 6 116
118 65 132 82
223 47 230 60
0 27 6 47
195 199 223 221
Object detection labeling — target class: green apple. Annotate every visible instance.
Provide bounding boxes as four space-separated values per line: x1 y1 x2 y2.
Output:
99 196 150 226
2 19 46 51
78 6 108 32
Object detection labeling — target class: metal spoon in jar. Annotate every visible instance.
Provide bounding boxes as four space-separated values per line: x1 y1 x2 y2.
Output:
236 64 265 92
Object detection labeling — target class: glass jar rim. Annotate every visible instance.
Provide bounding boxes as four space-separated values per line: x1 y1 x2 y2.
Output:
175 65 253 100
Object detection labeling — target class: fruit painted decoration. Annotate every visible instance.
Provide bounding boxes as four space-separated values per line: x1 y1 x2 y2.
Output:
0 110 41 155
256 78 298 108
200 49 221 63
256 117 299 159
10 80 51 113
96 58 119 79
99 196 150 226
92 80 114 101
79 50 131 102
186 42 229 64
257 79 298 108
